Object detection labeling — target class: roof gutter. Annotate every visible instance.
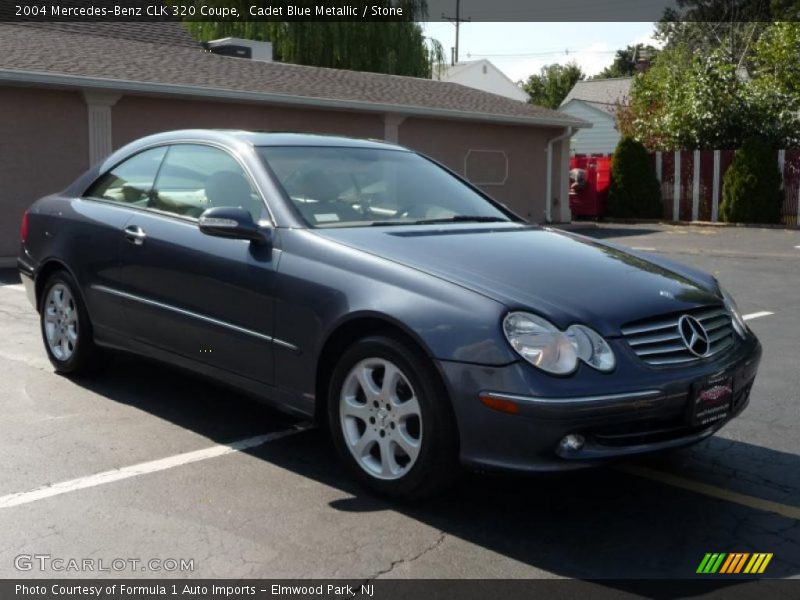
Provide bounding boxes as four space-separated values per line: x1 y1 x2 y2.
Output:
0 68 589 129
545 126 574 223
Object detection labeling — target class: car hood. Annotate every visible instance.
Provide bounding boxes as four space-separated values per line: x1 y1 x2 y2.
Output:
315 223 721 336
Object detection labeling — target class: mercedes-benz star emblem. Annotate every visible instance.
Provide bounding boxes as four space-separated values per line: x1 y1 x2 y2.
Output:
678 315 710 357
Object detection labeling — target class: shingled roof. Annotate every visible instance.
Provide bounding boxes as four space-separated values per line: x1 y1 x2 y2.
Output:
0 23 586 128
560 77 632 116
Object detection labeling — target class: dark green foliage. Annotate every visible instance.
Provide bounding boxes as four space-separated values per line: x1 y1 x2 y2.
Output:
607 137 663 219
720 138 783 224
522 62 584 109
181 1 443 78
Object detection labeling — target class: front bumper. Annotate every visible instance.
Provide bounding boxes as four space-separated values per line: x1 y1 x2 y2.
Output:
437 333 762 472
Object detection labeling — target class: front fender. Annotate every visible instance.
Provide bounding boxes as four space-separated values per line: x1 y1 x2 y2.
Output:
272 229 517 398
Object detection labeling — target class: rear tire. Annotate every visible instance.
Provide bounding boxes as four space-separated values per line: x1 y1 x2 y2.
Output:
40 271 97 375
327 335 460 500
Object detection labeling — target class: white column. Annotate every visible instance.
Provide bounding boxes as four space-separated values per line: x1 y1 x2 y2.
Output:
692 150 700 221
778 149 786 188
383 114 406 144
712 150 721 222
82 91 121 165
673 151 681 221
655 151 662 182
558 138 571 223
796 183 800 226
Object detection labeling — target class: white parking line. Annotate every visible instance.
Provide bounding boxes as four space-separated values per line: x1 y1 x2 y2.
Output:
0 423 313 509
631 247 657 252
0 284 24 292
742 311 774 321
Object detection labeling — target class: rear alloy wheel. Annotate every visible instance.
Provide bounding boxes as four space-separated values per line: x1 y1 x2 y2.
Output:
328 335 459 499
40 271 96 374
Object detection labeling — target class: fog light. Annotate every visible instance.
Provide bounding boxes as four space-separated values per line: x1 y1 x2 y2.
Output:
559 434 585 453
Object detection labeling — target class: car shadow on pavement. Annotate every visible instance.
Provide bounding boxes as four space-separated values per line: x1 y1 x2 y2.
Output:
74 353 800 582
0 268 22 285
564 225 664 240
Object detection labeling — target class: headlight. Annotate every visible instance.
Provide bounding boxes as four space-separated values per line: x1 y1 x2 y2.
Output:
719 286 747 339
503 312 616 375
564 324 617 372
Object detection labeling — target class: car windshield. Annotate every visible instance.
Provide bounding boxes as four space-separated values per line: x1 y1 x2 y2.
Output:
257 146 512 228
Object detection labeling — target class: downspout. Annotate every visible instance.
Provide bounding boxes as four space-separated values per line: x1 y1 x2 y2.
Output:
545 127 573 223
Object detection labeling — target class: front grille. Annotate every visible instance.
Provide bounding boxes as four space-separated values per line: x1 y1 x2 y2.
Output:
621 305 735 366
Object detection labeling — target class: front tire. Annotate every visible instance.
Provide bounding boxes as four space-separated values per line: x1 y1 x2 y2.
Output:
40 271 96 374
328 335 459 499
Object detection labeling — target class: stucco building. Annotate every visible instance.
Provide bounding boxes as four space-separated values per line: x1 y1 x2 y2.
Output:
0 23 587 264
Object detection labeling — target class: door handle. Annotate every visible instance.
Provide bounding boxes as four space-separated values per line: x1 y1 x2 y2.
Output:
124 225 147 246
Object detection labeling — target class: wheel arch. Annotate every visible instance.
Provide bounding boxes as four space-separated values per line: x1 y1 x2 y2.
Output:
34 259 84 312
313 312 443 423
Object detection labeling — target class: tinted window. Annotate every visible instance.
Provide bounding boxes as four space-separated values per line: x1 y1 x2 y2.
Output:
152 145 263 220
257 146 511 227
85 147 167 205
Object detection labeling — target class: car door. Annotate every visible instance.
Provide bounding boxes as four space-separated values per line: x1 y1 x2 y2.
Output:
114 143 279 385
79 146 168 336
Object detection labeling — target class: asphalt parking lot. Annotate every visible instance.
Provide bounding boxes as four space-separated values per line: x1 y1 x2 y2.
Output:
0 223 798 580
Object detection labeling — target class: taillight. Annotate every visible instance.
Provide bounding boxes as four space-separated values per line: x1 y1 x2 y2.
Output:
20 210 29 244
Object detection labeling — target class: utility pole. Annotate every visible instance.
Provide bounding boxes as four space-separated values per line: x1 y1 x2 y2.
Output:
442 0 470 65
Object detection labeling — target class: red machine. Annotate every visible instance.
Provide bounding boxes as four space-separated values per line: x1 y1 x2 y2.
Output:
569 154 611 219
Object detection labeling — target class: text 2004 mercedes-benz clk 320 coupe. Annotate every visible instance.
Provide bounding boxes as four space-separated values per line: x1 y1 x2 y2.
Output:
18 130 761 498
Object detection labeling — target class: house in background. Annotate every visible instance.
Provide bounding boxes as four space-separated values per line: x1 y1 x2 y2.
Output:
559 77 632 155
0 23 588 264
435 59 529 103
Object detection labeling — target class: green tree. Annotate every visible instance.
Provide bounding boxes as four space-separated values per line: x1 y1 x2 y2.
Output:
719 137 783 224
607 137 663 219
747 23 800 147
619 23 800 150
655 1 776 69
182 1 444 77
594 44 659 79
522 62 585 109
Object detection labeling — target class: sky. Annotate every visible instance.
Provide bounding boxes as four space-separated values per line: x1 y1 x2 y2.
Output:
421 22 662 82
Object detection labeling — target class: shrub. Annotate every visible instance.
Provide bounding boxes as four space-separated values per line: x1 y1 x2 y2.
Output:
720 138 783 224
607 137 663 218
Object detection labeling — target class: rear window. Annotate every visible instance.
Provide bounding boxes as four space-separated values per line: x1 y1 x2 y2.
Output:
85 147 167 206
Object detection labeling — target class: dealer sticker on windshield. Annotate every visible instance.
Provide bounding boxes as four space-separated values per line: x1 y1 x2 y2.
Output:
690 376 733 427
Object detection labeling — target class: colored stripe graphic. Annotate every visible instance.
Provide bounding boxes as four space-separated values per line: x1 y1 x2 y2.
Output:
696 553 713 573
744 553 773 574
733 553 750 573
719 554 736 574
720 553 749 573
697 553 727 573
699 553 773 575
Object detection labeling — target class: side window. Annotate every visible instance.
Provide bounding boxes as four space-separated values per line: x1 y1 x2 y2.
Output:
85 147 167 206
152 145 263 220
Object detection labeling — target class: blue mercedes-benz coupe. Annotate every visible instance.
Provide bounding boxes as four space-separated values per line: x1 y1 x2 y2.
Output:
18 130 761 498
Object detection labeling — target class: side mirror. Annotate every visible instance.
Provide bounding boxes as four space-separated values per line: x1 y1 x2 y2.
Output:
198 207 270 245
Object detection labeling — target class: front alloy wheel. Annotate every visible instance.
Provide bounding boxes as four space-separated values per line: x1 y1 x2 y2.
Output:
328 335 459 499
339 357 423 480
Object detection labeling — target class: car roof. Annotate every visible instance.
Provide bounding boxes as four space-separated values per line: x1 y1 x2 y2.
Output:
125 129 409 151
229 131 408 150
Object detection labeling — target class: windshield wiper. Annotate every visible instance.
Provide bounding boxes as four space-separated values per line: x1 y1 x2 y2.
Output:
369 215 508 227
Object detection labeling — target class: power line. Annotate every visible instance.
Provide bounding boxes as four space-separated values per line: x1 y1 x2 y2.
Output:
442 0 471 65
467 49 618 58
